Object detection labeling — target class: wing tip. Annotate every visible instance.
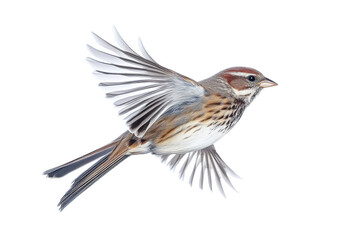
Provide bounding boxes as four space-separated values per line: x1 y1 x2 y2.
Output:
91 31 99 38
112 25 119 35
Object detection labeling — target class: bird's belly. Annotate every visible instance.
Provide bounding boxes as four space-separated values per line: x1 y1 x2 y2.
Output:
151 123 227 155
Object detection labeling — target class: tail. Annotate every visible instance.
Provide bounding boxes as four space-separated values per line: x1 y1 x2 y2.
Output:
44 132 138 211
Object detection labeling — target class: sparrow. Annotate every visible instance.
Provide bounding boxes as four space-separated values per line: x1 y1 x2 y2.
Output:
44 28 277 210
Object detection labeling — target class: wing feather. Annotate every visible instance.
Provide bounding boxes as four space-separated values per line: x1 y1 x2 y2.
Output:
161 145 239 196
88 29 204 137
138 38 158 63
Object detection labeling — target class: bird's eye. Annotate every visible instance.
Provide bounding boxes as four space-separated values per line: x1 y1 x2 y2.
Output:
247 75 256 82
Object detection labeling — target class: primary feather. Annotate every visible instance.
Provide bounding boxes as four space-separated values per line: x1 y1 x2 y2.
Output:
88 29 205 137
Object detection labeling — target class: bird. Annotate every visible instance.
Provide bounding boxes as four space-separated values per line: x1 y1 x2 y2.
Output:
44 28 277 211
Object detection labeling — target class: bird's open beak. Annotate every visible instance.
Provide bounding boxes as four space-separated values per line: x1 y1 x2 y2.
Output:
259 78 277 88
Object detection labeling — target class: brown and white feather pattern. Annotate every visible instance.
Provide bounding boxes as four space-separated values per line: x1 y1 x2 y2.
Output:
44 29 277 210
145 91 246 155
87 29 205 138
201 93 246 133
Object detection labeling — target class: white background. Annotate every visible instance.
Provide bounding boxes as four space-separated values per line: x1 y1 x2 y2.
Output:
1 0 359 239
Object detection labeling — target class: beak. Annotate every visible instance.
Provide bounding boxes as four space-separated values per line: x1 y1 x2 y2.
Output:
259 78 277 88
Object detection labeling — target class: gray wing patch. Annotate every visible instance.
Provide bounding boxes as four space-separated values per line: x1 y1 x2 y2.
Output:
87 28 204 138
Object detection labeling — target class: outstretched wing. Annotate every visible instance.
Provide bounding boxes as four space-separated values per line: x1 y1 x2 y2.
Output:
161 145 239 195
88 28 205 137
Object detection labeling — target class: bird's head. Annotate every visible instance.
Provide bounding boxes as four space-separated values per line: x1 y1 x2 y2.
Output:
219 67 277 102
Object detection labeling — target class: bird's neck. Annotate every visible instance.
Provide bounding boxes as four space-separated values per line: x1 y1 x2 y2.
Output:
233 87 262 105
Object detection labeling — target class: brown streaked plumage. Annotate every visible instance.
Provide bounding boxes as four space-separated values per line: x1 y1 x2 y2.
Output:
44 28 277 210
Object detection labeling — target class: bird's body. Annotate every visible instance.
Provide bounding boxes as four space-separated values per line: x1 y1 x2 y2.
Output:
44 29 277 210
141 89 245 154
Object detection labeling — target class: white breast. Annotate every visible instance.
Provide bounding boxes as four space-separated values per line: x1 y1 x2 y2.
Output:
152 123 227 155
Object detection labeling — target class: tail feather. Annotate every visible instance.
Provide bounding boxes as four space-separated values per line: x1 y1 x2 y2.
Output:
43 141 118 178
47 133 137 211
58 154 129 211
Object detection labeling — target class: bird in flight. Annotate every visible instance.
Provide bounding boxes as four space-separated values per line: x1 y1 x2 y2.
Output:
44 28 277 210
